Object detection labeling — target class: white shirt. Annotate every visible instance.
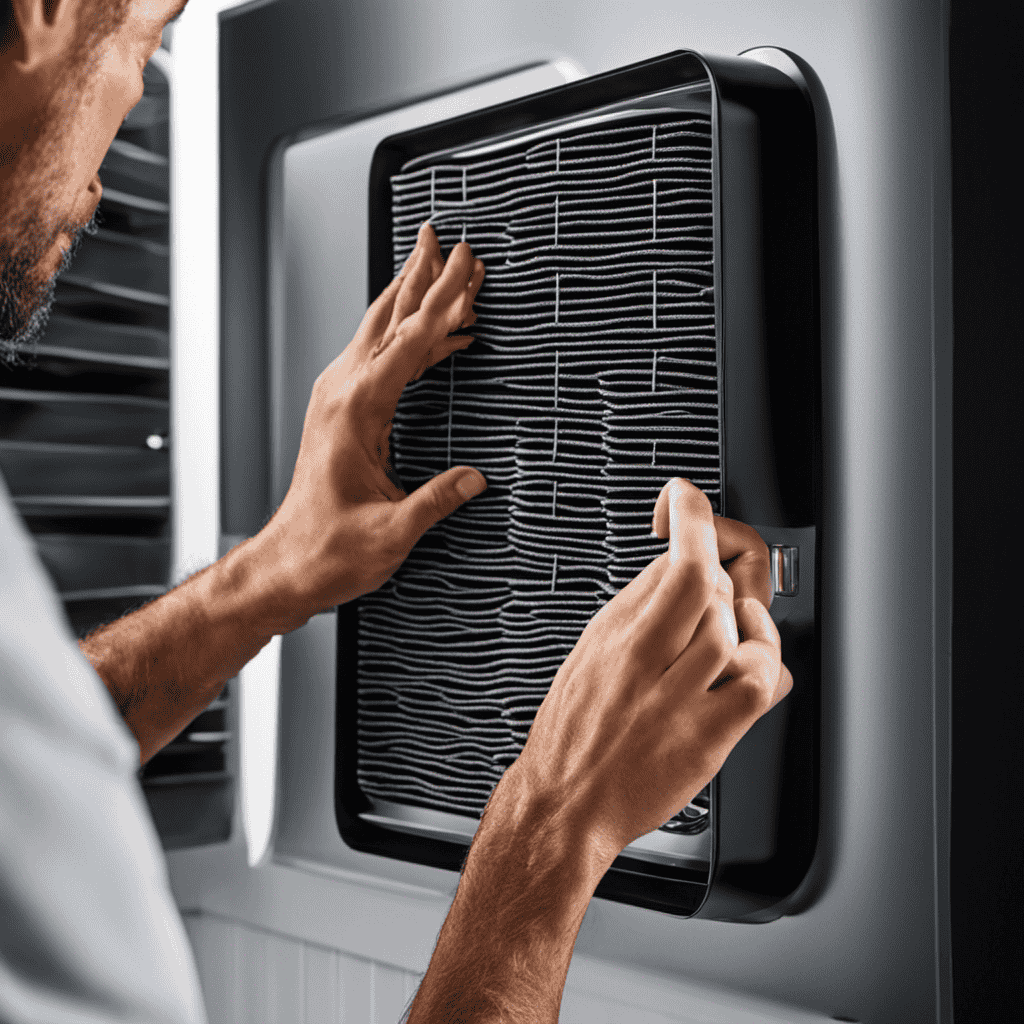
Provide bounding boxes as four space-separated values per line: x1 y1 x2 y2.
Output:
0 471 207 1024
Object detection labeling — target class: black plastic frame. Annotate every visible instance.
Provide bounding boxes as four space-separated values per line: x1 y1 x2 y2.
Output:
336 49 820 921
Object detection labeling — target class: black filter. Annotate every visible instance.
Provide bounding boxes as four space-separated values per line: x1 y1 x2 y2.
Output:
357 110 719 824
337 49 820 922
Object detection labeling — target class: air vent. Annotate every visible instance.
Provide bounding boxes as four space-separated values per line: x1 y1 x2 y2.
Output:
0 52 233 850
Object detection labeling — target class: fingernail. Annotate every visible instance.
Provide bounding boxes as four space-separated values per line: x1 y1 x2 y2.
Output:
456 472 486 500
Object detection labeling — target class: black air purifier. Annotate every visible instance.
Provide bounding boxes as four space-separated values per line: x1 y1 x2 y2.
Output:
335 49 820 922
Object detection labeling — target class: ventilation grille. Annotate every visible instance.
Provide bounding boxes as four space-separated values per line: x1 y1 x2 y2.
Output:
357 111 717 827
1 59 172 630
0 55 232 844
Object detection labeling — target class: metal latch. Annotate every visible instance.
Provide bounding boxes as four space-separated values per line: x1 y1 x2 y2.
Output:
770 545 799 596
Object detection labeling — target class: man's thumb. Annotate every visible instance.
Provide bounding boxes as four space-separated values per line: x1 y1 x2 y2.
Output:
401 467 487 544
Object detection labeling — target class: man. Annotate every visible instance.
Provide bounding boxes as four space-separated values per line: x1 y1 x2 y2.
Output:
0 2 793 1022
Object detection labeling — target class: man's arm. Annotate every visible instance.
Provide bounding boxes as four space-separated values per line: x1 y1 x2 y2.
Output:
81 222 487 764
78 532 303 764
403 767 616 1024
404 480 793 1023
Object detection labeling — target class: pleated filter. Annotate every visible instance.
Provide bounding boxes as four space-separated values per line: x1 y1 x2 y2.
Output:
356 111 719 823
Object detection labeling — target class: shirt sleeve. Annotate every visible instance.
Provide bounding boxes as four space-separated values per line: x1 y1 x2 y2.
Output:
0 473 208 1024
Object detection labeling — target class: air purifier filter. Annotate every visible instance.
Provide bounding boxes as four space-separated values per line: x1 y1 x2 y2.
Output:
336 50 820 922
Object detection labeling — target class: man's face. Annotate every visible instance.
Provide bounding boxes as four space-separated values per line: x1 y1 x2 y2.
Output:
0 0 188 366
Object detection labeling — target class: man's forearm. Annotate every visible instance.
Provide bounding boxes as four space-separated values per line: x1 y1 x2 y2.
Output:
406 767 615 1024
78 532 305 764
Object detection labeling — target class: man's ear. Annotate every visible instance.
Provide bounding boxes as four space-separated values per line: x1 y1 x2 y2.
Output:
2 0 79 71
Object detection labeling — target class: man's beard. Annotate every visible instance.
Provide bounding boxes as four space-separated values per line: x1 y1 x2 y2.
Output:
0 210 101 369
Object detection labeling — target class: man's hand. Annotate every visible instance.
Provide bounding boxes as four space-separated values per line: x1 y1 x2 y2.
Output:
406 479 793 1023
262 220 487 628
80 222 486 762
507 477 794 858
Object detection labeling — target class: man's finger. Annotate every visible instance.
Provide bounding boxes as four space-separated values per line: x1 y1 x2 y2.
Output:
634 479 718 660
421 242 476 323
713 517 772 610
428 230 445 283
768 662 795 710
356 272 407 349
707 597 786 726
394 466 488 551
354 223 436 347
381 254 483 403
648 559 735 676
389 222 440 329
407 333 477 384
451 258 486 334
660 595 738 697
653 490 772 611
652 490 783 700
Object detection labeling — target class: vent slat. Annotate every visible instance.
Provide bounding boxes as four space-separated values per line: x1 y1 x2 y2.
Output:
100 187 170 215
60 584 167 603
105 137 169 167
53 281 170 328
59 228 169 304
358 112 718 818
34 535 170 593
37 312 168 366
13 495 170 515
0 443 169 497
0 389 168 445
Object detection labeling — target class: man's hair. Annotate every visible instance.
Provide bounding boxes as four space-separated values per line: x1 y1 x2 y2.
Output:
1 1 133 55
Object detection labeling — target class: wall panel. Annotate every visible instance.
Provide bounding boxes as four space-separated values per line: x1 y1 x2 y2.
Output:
183 913 430 1024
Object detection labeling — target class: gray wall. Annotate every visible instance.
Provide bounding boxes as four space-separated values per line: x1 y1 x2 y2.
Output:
169 1 955 1021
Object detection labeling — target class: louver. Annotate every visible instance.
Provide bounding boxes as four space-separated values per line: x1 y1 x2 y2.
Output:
335 50 820 922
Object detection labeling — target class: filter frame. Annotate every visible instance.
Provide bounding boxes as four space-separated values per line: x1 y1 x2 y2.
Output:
335 48 820 922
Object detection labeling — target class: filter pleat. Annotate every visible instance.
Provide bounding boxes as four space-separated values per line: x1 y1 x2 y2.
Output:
359 111 719 817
